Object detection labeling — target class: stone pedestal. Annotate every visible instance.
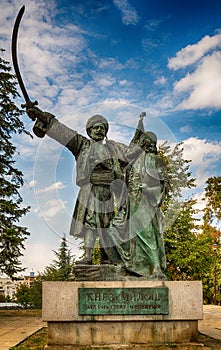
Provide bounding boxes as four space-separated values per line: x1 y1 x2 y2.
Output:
42 280 203 349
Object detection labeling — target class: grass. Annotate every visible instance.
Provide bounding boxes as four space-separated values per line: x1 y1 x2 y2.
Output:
10 327 47 350
0 309 42 317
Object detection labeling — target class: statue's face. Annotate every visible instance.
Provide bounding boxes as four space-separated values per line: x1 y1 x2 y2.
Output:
89 123 106 141
139 134 155 152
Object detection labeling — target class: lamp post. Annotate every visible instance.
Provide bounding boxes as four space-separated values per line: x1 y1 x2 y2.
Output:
214 262 217 305
212 243 220 305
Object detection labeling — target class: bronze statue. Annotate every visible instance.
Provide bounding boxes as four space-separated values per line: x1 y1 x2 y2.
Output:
127 118 169 279
28 107 169 279
26 107 169 280
27 107 132 265
104 115 169 279
12 6 170 279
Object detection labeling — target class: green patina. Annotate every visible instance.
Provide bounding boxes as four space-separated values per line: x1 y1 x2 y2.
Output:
27 106 170 280
78 287 169 315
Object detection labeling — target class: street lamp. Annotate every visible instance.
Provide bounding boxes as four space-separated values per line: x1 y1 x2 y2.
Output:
212 244 220 305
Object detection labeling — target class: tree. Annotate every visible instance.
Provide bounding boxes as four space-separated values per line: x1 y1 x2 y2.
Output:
0 49 30 277
202 177 221 303
15 283 31 308
28 278 43 309
203 176 221 225
16 236 75 308
158 141 195 202
15 236 75 309
157 143 216 292
200 221 221 304
164 199 200 280
164 199 219 303
15 279 42 309
44 235 75 281
158 141 196 232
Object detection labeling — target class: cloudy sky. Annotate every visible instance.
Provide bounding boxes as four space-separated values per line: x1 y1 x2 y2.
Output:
1 0 221 275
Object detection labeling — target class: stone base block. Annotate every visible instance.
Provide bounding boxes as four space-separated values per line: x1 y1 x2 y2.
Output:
43 280 203 349
46 320 198 349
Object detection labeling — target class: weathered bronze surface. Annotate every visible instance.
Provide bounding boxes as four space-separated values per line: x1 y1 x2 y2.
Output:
14 1 170 282
74 265 128 281
78 287 169 315
25 104 169 280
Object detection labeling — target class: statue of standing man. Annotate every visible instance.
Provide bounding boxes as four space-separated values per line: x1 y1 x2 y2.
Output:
13 6 169 279
27 107 131 265
27 107 169 280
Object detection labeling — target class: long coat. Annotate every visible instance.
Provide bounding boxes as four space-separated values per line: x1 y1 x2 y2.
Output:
127 150 168 276
45 118 128 239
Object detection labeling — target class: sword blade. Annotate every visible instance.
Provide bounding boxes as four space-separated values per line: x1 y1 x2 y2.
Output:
11 6 38 114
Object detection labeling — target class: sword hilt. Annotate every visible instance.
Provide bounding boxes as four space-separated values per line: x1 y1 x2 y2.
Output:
21 100 38 120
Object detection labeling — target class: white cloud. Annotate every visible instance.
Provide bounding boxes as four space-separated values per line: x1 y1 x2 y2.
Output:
29 180 37 187
153 76 167 85
21 237 81 274
93 73 116 88
125 58 141 70
98 57 124 70
36 181 66 194
113 0 139 25
1 0 92 114
174 52 221 110
56 84 99 110
1 0 145 121
145 19 162 32
179 125 192 133
168 34 221 110
34 198 67 219
182 137 221 186
192 191 207 212
21 242 55 274
119 79 132 87
168 34 221 70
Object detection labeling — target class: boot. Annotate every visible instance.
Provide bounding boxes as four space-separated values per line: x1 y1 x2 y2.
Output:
100 247 111 265
75 248 93 265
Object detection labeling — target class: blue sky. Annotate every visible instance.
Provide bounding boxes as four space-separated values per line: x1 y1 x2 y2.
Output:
1 0 221 274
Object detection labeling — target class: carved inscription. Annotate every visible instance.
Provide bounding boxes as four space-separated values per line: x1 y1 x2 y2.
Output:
78 287 169 315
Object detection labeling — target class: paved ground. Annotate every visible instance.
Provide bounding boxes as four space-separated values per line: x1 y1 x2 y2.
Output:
0 305 220 349
0 316 45 350
198 305 221 341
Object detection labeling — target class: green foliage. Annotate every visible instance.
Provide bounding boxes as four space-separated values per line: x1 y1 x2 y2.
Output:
164 199 200 280
159 142 198 282
10 327 47 349
158 141 195 201
43 235 75 281
164 197 220 304
41 266 60 281
28 278 43 309
201 178 221 303
15 283 31 308
158 143 220 303
47 235 75 281
158 141 196 233
92 244 101 265
0 49 30 277
0 293 7 302
16 236 75 308
200 222 221 304
203 176 221 224
15 277 43 309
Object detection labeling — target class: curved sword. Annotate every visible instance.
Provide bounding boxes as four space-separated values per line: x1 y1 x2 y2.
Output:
11 5 38 120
